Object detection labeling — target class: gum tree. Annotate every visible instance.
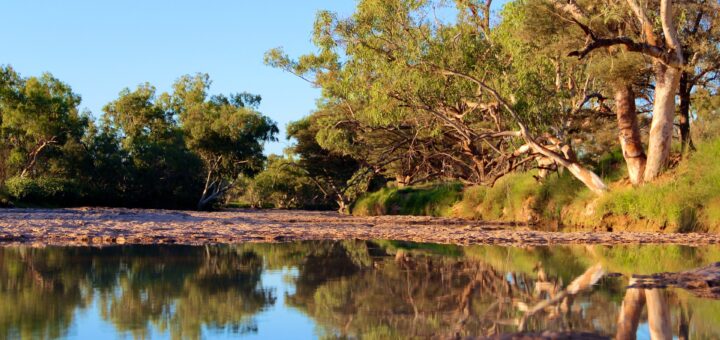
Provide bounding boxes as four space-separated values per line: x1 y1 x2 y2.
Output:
268 0 609 194
169 74 278 209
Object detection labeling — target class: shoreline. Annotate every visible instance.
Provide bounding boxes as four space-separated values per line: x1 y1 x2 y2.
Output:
1 207 719 247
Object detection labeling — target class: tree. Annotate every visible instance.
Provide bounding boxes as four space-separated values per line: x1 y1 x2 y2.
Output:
500 0 650 185
169 74 278 209
242 154 331 209
676 3 720 154
267 0 609 195
549 0 706 182
286 115 374 212
0 66 88 180
101 83 204 208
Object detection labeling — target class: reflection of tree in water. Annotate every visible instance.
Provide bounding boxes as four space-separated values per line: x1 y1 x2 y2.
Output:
285 250 617 338
98 246 275 339
0 246 275 339
278 242 720 339
0 247 91 339
2 242 720 339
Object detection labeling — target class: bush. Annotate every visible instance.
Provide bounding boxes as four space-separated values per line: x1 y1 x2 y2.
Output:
453 172 541 221
0 190 12 208
352 182 463 217
5 176 85 206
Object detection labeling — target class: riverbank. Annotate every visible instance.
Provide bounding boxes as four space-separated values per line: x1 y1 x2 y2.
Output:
352 136 720 233
2 208 720 246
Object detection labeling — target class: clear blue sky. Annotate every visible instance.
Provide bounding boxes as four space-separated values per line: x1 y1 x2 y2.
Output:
2 0 506 155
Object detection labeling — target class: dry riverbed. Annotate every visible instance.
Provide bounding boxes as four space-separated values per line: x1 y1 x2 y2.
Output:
1 207 719 246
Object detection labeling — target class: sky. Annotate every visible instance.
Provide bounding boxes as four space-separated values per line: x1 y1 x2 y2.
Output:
2 0 506 155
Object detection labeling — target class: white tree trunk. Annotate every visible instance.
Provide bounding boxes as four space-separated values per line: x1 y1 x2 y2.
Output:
644 0 684 182
644 65 680 181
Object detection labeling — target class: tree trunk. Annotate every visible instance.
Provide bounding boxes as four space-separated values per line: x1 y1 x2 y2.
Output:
644 64 681 182
615 280 646 340
337 194 350 214
645 288 673 340
644 0 684 181
527 140 608 194
678 72 695 154
395 174 410 188
615 84 646 185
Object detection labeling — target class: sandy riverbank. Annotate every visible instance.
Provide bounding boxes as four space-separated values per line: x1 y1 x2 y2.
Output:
1 208 719 246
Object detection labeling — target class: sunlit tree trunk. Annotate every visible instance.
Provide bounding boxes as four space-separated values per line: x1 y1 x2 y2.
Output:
644 64 681 181
643 0 684 181
615 84 646 185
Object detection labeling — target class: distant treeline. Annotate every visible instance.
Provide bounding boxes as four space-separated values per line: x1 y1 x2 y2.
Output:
0 68 277 209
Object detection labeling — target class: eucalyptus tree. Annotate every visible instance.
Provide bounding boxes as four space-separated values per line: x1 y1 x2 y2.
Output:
548 0 720 182
169 74 278 209
102 83 203 208
0 66 88 180
286 115 363 211
268 0 609 194
500 1 651 185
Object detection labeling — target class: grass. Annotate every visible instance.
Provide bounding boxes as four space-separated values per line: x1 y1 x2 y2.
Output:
355 135 720 233
595 137 720 232
453 172 539 221
352 182 463 217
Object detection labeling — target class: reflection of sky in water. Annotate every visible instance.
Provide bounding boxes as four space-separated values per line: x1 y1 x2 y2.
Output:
636 323 651 340
240 268 316 340
65 267 316 339
67 298 121 339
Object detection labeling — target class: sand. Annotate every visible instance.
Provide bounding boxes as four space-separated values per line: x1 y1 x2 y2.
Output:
1 207 719 246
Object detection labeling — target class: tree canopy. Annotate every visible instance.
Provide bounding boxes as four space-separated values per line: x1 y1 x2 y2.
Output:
0 68 277 209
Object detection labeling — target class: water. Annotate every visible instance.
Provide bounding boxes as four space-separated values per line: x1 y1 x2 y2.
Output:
1 241 719 339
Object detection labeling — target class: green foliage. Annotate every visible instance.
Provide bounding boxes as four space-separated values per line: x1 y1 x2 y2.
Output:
0 67 277 209
285 115 364 211
597 137 720 232
453 172 539 221
240 155 331 210
5 176 84 206
173 74 277 179
352 182 463 216
0 65 89 182
0 188 13 208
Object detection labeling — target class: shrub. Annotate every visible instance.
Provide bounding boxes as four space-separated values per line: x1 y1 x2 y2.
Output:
5 176 84 206
352 182 463 217
452 172 540 221
0 192 12 208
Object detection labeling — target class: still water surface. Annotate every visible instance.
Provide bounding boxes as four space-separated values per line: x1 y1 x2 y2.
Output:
2 241 720 339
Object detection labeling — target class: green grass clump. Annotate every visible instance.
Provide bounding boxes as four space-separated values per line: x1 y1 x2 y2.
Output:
454 171 569 221
467 172 534 220
597 137 720 232
352 182 463 216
